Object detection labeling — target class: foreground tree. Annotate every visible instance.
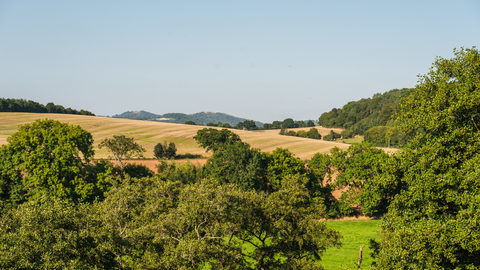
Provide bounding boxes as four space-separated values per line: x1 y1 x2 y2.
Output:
204 142 268 191
376 47 480 268
0 197 116 269
0 119 102 205
153 176 342 269
98 134 146 168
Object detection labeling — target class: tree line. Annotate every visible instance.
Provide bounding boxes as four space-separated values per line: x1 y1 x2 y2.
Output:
0 98 95 116
318 88 411 135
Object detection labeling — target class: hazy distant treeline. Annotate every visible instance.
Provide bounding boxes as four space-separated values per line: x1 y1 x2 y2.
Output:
0 98 95 116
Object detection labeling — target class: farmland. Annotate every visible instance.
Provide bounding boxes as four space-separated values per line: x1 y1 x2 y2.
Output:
0 112 352 160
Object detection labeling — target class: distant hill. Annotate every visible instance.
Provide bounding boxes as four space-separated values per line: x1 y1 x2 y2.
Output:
112 110 161 120
112 111 263 127
318 88 412 135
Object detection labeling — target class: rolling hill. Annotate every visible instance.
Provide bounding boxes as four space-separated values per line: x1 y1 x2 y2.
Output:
112 110 264 127
0 112 352 160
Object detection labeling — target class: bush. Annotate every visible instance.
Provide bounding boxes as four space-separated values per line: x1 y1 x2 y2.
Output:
323 130 341 141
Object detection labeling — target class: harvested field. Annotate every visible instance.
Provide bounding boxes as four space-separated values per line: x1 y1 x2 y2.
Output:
0 112 353 160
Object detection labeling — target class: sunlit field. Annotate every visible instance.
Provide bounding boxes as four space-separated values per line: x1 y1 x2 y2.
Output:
321 219 381 270
0 112 352 159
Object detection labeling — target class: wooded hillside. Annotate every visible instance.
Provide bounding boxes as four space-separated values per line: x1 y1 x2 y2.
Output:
318 88 411 135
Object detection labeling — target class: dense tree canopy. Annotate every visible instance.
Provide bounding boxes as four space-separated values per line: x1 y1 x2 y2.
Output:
194 128 242 152
376 47 480 268
318 88 411 135
0 119 103 205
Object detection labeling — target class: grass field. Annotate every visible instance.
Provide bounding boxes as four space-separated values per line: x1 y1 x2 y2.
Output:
320 219 381 270
0 112 352 160
341 137 364 144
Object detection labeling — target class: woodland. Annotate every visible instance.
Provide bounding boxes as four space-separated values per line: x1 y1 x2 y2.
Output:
0 47 479 269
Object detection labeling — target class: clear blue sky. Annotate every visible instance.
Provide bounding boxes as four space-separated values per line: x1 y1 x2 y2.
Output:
1 1 479 123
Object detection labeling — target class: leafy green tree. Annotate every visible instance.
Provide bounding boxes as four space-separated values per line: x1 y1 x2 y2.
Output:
364 126 408 147
94 176 182 268
376 47 480 268
287 130 297 136
204 142 269 191
153 142 165 159
154 141 177 159
307 127 321 139
340 129 353 139
99 134 146 168
265 148 308 191
156 160 202 185
0 197 117 269
282 118 295 128
329 142 391 216
165 142 177 159
323 130 341 141
158 176 342 269
296 130 308 138
306 120 315 127
242 119 257 130
194 128 242 152
184 120 196 125
0 119 102 204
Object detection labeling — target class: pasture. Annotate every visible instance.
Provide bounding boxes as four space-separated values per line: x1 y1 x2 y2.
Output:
321 219 381 269
0 112 351 159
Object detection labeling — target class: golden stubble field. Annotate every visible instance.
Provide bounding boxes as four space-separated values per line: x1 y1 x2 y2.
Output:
0 112 353 160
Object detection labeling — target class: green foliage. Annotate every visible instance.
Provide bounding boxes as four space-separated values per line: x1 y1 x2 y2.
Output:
185 120 196 125
156 160 202 185
279 128 322 140
0 98 95 115
318 88 411 135
235 119 257 130
282 118 295 128
153 141 177 159
340 130 354 139
363 126 408 147
115 163 154 179
307 127 321 139
321 220 381 270
0 197 117 269
158 176 342 269
194 128 242 152
94 176 182 268
98 134 146 168
376 47 480 268
310 143 395 217
323 130 341 141
204 142 269 191
0 119 104 204
265 148 308 191
112 110 160 120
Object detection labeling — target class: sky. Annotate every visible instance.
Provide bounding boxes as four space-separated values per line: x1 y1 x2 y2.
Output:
0 1 479 123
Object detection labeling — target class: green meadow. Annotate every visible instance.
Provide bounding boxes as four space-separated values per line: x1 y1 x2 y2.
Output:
320 219 381 270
